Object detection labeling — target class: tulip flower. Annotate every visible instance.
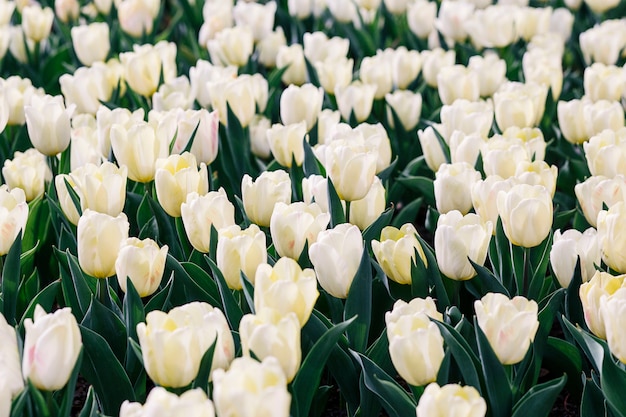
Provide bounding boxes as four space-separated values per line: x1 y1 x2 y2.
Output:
77 210 129 278
416 383 487 417
371 224 428 285
241 170 292 227
580 271 626 339
181 188 236 253
270 202 330 260
216 224 267 290
0 185 28 255
115 238 168 297
24 94 73 156
120 388 215 417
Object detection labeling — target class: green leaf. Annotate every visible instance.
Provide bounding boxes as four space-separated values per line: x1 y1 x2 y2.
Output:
181 261 221 305
65 250 96 321
291 317 356 417
362 206 394 245
561 316 605 374
580 372 606 417
145 272 174 313
27 380 51 417
344 247 372 353
475 318 513 417
79 325 135 416
564 258 585 328
2 232 22 324
206 255 243 330
434 320 483 392
82 296 128 364
528 232 553 300
10 388 29 417
16 268 39 318
351 351 417 417
396 176 435 205
303 139 325 177
240 271 255 313
59 349 84 417
304 56 321 87
416 235 451 308
327 178 346 227
511 375 567 417
147 196 183 259
601 351 626 417
391 197 422 228
123 277 145 343
192 338 217 394
466 258 510 298
77 387 98 417
18 281 60 330
165 255 220 307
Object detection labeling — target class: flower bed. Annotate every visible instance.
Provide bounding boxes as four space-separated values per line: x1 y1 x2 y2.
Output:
1 0 626 416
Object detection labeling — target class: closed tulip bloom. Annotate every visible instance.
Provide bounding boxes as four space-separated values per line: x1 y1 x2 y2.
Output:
335 81 377 123
421 48 457 88
475 293 539 364
597 202 626 273
350 176 386 230
120 388 215 417
514 160 558 197
24 94 73 156
270 202 330 260
385 90 422 131
407 0 436 38
188 59 237 109
249 115 272 159
580 21 626 66
354 123 393 174
208 26 254 67
77 210 129 278
436 0 475 43
326 0 357 22
207 76 257 128
309 223 363 299
501 126 546 162
2 148 52 202
371 224 427 285
418 126 448 172
584 129 626 178
497 184 552 248
118 0 159 37
557 99 589 145
435 211 493 281
115 237 168 297
494 81 548 130
267 122 308 168
181 188 236 253
154 152 209 218
584 63 626 102
97 106 145 158
166 109 219 165
0 185 28 255
580 271 626 339
55 0 79 23
468 53 508 97
471 175 516 230
280 84 324 131
439 99 494 143
1 76 42 126
232 1 276 42
416 383 487 417
0 312 24 403
434 162 481 215
152 77 194 112
137 302 235 388
515 6 552 41
575 175 626 227
70 114 104 171
315 56 354 95
22 305 82 391
257 28 287 68
584 0 620 13
464 5 518 49
600 288 626 363
390 47 421 90
359 54 393 100
303 31 350 64
239 309 301 382
213 356 291 417
60 64 114 116
437 65 480 106
241 170 291 227
302 174 335 213
550 228 600 288
481 136 530 179
449 131 486 166
522 48 563 100
71 22 110 66
216 224 267 290
72 162 127 217
120 42 177 97
21 4 54 42
0 0 15 25
385 305 444 386
254 257 319 327
276 43 307 86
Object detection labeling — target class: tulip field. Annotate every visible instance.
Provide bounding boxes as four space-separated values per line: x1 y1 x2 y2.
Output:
4 0 626 415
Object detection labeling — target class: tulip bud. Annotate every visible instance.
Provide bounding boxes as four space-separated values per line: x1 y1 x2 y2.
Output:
212 357 291 417
385 90 422 131
2 148 52 202
354 123 393 174
303 31 350 64
0 313 23 401
117 0 160 37
601 288 626 363
385 301 445 386
207 75 257 128
467 53 507 97
580 271 626 339
276 44 307 86
371 224 428 285
270 202 330 260
254 257 319 327
239 309 301 382
115 237 168 297
550 228 600 288
391 47 421 90
575 175 626 228
232 1 276 42
266 122 308 168
494 81 548 130
181 188 236 253
584 129 626 178
471 175 516 229
579 21 625 66
497 184 552 248
515 6 552 42
349 176 386 230
55 0 79 22
335 81 377 123
502 126 546 162
439 99 493 143
120 41 177 97
514 160 558 197
309 223 363 299
151 77 193 112
449 131 485 166
257 27 286 68
326 0 357 22
216 224 267 289
0 76 42 126
241 170 292 227
597 202 626 273
584 63 626 102
464 5 518 50
475 293 539 364
120 388 215 417
54 175 81 226
481 135 530 179
359 53 393 100
435 0 475 43
314 56 354 96
280 84 324 132
137 302 235 387
434 162 482 215
59 65 112 116
208 26 254 67
24 94 73 156
435 211 493 281
418 126 448 172
71 161 127 217
249 115 272 159
154 153 209 218
21 4 54 42
437 65 480 106
0 185 28 256
416 383 487 417
22 305 82 391
584 0 620 14
71 22 110 66
77 210 129 278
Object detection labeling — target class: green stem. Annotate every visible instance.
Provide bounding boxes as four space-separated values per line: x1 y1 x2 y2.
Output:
409 384 425 402
97 278 109 306
345 200 351 224
523 247 529 297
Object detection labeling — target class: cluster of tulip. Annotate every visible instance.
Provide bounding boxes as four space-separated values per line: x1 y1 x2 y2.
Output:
2 0 626 416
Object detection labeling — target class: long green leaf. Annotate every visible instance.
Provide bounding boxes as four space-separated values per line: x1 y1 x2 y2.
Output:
561 316 605 374
147 195 183 259
580 372 606 417
82 296 128 364
59 349 84 417
291 317 356 417
344 247 372 353
327 178 346 227
2 232 22 324
192 338 217 394
362 206 394 244
18 281 60 330
206 255 243 330
434 320 483 392
511 375 567 417
66 251 96 320
601 351 626 417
